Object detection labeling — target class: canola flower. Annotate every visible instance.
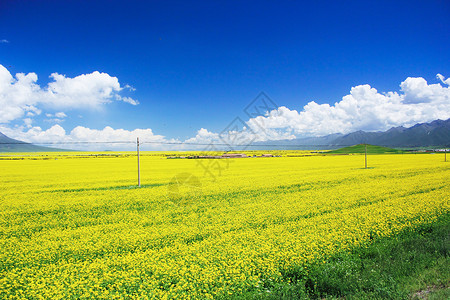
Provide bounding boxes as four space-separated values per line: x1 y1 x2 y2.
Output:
0 152 448 299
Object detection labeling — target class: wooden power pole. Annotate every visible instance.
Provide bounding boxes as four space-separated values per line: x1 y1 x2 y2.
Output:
137 137 141 187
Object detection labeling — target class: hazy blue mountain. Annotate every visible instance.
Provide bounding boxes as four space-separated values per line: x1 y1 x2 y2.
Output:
0 132 67 152
1 118 448 152
332 119 450 147
254 119 450 149
255 133 343 149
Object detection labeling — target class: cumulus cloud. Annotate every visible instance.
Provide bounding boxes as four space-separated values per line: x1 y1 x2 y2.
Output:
69 126 166 144
0 125 178 150
183 74 450 144
184 124 295 150
124 84 136 91
55 112 67 118
436 73 450 85
185 128 220 145
246 74 450 137
0 64 138 123
43 112 67 123
45 71 136 108
116 95 139 105
1 73 449 150
23 118 33 128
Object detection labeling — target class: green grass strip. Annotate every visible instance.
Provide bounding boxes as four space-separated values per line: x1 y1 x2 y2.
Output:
235 212 449 299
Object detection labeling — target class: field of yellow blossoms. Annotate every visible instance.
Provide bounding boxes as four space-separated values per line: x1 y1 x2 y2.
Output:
0 152 448 299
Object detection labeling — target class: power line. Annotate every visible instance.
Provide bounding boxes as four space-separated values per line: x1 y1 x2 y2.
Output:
0 141 447 148
0 142 371 148
0 141 136 145
0 141 398 147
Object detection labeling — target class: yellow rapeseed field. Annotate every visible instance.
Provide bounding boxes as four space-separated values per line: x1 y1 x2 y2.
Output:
0 152 448 299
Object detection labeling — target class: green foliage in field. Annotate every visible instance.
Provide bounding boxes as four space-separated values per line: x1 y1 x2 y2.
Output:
245 213 449 299
0 153 448 298
328 144 403 154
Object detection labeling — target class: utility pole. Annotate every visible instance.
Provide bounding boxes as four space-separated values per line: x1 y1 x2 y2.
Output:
365 144 368 169
137 137 141 187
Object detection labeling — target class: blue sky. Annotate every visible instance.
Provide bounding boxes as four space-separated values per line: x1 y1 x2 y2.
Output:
0 0 449 149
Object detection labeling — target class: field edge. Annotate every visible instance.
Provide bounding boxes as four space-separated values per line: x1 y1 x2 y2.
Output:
232 212 449 299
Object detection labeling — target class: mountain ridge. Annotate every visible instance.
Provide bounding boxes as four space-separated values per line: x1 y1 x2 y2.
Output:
0 118 449 152
255 118 450 149
0 132 68 152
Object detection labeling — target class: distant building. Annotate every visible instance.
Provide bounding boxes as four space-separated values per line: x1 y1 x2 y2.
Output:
167 153 256 159
221 153 247 158
261 154 273 157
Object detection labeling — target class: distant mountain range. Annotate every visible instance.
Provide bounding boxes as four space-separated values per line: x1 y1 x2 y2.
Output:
0 132 67 152
254 119 450 149
0 119 449 152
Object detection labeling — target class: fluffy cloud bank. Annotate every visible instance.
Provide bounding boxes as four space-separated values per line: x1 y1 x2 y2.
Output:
1 72 448 150
0 125 176 150
184 74 450 146
0 64 138 123
246 74 450 137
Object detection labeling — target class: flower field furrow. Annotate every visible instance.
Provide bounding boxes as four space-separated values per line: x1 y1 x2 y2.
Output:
0 153 448 298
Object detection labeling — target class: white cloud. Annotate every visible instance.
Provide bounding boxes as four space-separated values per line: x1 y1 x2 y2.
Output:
54 112 67 118
183 74 450 143
1 73 449 150
0 125 66 144
0 66 42 123
45 112 67 119
184 125 295 150
116 95 139 105
124 84 136 91
400 76 448 104
0 125 179 151
43 112 67 123
246 74 450 137
0 64 138 123
0 39 9 44
69 126 166 144
436 73 450 85
184 128 220 145
44 118 64 124
46 71 120 108
23 118 33 128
